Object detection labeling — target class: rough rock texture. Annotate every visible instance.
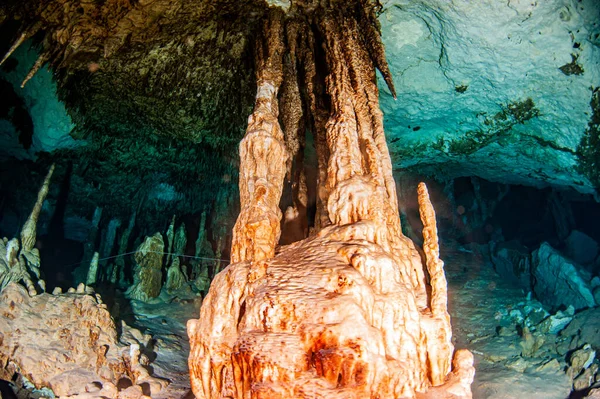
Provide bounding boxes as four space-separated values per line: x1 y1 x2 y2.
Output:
165 257 187 294
127 233 164 302
230 9 288 264
565 230 599 266
490 241 531 289
20 163 54 253
0 283 145 397
188 4 473 398
377 0 600 193
532 242 596 310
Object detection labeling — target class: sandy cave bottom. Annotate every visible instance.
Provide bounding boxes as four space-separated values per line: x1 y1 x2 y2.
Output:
188 220 475 399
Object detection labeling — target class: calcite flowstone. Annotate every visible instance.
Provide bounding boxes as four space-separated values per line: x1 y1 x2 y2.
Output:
188 4 473 399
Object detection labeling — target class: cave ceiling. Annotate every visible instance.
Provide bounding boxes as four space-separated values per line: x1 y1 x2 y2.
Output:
0 0 599 224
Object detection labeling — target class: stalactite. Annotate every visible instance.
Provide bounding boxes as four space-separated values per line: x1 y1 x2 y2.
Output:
230 9 288 264
0 32 28 67
21 52 50 88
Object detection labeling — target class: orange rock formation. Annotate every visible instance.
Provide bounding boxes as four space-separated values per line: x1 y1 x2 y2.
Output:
188 3 474 398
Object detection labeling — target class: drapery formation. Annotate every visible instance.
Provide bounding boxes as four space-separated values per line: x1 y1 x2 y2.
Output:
188 2 474 398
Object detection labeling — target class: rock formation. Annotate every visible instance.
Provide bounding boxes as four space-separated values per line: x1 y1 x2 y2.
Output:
0 164 56 296
112 210 137 284
532 242 596 310
188 3 474 398
166 215 176 266
86 252 99 286
20 164 54 254
127 233 164 302
166 257 187 294
0 282 168 397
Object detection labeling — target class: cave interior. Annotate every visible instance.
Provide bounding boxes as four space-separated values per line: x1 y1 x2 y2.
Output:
1 0 600 398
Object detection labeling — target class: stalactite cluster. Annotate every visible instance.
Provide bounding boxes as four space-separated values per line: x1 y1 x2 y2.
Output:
188 1 474 398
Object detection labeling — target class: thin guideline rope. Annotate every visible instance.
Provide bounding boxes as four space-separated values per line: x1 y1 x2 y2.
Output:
60 250 229 270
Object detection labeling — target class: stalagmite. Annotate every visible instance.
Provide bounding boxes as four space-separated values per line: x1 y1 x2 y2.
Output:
174 223 187 259
194 212 207 259
127 233 164 302
166 215 176 266
77 207 103 283
112 211 136 284
166 257 187 294
86 252 99 286
418 182 453 386
20 164 55 253
188 3 473 399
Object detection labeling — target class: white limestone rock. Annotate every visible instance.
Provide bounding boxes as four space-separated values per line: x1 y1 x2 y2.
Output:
378 0 600 192
532 242 595 310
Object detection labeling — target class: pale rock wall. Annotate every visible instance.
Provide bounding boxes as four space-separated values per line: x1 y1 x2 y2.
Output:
378 0 600 193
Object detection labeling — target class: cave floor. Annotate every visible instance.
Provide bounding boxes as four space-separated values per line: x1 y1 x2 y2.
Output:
120 293 201 399
444 246 572 399
105 245 573 399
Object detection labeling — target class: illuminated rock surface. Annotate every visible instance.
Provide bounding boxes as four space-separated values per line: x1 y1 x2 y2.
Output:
188 4 473 398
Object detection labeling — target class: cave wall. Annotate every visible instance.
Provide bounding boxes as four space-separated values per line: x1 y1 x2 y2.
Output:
378 0 600 194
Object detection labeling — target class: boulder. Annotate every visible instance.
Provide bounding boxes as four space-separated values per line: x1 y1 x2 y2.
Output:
532 242 595 310
490 240 531 289
565 230 599 266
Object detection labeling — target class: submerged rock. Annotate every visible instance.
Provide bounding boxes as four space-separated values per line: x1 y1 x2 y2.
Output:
0 284 129 396
490 241 531 289
565 230 599 266
532 242 595 310
127 233 165 302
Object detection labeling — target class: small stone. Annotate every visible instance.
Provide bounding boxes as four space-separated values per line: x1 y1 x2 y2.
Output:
509 309 524 323
85 286 95 295
506 357 529 373
568 344 596 378
85 382 102 392
538 313 572 334
556 338 571 356
117 385 144 399
52 287 62 295
76 283 85 293
525 308 549 327
520 327 545 357
67 287 76 293
100 381 118 397
535 358 561 373
497 326 516 337
587 388 600 398
573 366 596 391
